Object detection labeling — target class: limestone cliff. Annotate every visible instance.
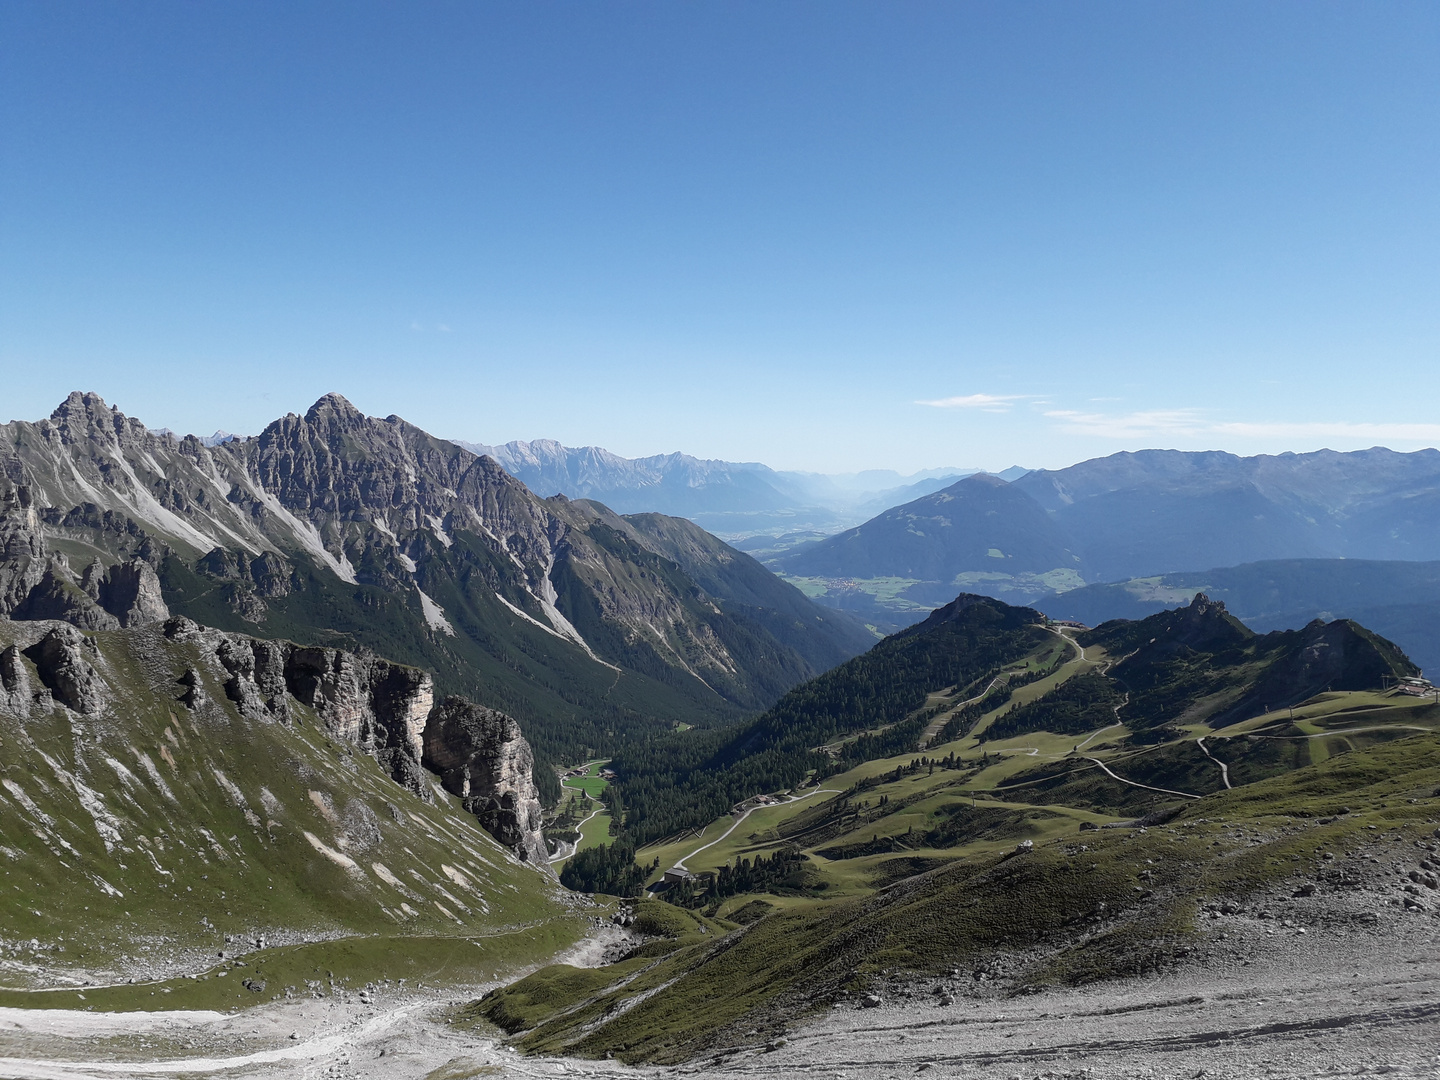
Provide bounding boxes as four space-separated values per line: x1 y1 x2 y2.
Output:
0 475 46 616
157 617 546 865
423 697 549 868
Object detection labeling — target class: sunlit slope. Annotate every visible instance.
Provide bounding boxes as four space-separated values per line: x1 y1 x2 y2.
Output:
478 731 1440 1065
0 619 572 998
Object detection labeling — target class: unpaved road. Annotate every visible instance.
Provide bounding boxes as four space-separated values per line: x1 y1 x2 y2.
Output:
1085 755 1202 799
672 788 840 873
549 793 606 866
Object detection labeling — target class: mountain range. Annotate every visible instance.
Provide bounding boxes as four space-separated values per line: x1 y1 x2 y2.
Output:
0 392 874 797
764 447 1440 635
457 436 1027 541
1043 557 1440 677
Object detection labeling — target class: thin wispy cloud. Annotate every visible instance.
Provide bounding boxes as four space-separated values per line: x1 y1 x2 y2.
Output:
916 393 1029 413
1045 409 1440 443
1044 409 1209 438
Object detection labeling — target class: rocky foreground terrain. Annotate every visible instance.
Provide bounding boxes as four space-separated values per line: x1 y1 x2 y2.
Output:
0 870 1435 1080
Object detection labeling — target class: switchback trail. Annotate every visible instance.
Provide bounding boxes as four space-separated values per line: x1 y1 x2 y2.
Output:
548 793 605 866
919 674 1005 749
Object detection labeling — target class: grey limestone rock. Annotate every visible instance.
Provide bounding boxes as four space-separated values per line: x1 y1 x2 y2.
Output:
282 645 432 795
0 474 46 617
206 633 433 797
14 562 120 631
178 667 206 709
423 696 550 868
0 645 31 718
23 624 107 715
96 559 169 627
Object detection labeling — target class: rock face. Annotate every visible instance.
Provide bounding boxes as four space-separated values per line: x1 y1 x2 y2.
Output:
423 697 549 868
15 562 121 630
283 645 434 799
167 619 436 799
0 644 30 718
22 624 107 715
1 456 169 632
162 617 547 861
13 557 169 630
95 559 169 627
0 476 46 616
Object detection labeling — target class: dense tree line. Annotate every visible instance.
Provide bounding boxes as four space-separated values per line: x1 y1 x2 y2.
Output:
607 596 1049 844
667 846 809 907
557 840 651 897
979 671 1125 742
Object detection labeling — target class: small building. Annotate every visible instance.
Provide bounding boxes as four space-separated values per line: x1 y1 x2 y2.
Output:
661 866 697 886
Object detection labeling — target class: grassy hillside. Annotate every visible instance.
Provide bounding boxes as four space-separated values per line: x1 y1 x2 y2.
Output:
464 592 1440 1064
474 721 1440 1064
0 620 583 1007
606 595 1051 844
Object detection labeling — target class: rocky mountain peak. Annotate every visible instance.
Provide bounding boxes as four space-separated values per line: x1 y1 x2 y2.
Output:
303 392 366 426
47 391 131 447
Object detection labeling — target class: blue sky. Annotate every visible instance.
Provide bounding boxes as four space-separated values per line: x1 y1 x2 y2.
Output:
3 2 1438 472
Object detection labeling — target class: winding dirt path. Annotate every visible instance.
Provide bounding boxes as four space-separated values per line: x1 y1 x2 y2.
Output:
919 674 1006 749
1195 736 1232 789
672 788 841 873
1084 756 1202 800
548 793 605 866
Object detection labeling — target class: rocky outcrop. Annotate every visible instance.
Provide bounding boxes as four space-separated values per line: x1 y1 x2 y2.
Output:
22 624 107 715
197 547 293 598
0 644 30 719
95 559 169 627
0 474 46 617
14 562 121 630
13 556 168 631
283 646 434 798
423 697 549 868
173 620 436 798
212 633 292 724
194 623 544 857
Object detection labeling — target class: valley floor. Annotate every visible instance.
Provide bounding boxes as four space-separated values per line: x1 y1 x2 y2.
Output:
0 904 1435 1079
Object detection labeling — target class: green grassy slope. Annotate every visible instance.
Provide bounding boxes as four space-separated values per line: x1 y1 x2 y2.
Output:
475 731 1440 1064
0 620 580 1005
607 594 1051 844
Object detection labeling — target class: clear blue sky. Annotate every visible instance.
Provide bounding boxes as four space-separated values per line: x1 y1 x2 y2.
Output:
3 2 1437 472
